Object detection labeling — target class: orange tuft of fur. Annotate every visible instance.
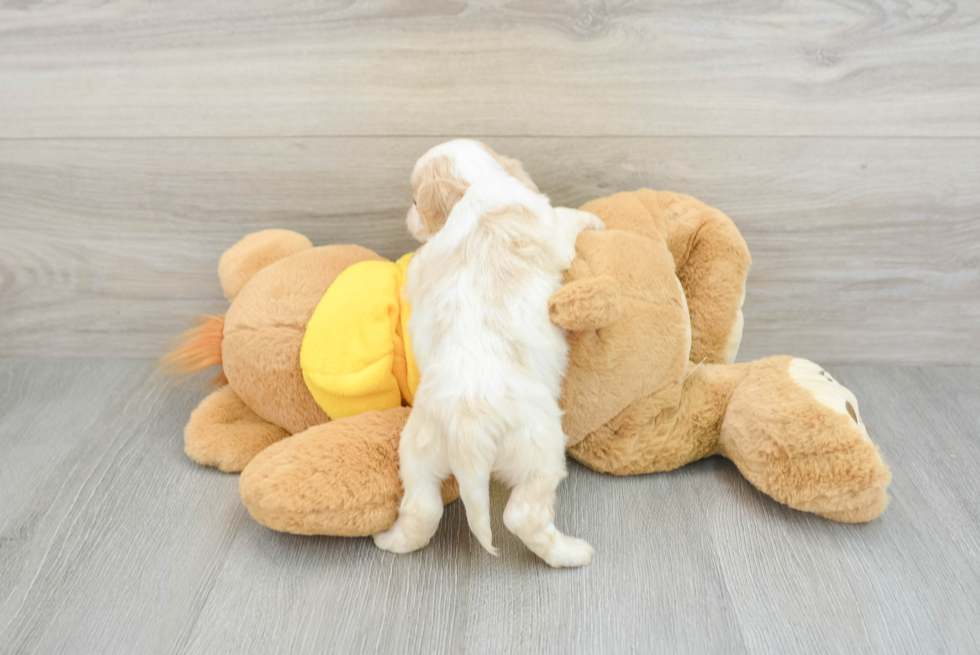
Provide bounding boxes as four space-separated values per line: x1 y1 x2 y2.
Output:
160 315 227 386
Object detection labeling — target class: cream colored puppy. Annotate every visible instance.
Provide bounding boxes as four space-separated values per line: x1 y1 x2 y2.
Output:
373 140 603 567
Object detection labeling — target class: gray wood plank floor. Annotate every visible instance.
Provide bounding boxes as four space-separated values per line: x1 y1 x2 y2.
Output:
1 360 977 654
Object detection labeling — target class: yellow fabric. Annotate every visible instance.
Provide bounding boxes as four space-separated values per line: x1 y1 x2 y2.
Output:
300 253 417 420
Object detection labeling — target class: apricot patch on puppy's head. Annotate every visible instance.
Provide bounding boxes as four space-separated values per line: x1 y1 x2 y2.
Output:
407 140 541 242
408 155 468 242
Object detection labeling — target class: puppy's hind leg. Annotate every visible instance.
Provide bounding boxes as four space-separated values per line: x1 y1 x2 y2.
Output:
373 418 445 554
503 426 593 568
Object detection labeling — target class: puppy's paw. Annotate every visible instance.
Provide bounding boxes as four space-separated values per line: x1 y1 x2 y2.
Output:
581 212 605 231
545 535 594 568
373 522 425 554
556 207 605 232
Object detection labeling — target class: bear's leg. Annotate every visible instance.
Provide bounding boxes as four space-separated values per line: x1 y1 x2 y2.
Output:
184 385 290 473
570 357 890 523
568 362 750 476
240 408 460 536
719 356 891 522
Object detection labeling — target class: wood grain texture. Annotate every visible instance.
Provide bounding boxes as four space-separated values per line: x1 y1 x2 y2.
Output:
2 2 976 651
0 360 978 654
1 137 977 363
1 0 979 138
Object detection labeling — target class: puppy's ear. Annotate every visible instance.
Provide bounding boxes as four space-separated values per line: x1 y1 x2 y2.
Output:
416 177 468 236
477 142 540 193
496 155 539 193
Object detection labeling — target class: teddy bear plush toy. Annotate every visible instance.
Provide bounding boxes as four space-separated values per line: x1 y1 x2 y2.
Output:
166 189 891 537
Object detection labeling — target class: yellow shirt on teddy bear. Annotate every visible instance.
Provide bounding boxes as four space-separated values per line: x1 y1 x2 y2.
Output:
300 253 418 420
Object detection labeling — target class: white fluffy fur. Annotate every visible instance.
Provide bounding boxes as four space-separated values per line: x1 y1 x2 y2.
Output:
374 142 603 568
416 138 507 185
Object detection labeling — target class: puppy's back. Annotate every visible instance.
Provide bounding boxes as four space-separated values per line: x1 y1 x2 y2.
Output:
406 175 571 411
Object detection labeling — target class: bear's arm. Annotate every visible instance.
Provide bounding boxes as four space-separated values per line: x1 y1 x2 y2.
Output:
635 190 751 364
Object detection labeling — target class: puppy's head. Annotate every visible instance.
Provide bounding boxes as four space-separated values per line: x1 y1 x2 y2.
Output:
407 139 540 242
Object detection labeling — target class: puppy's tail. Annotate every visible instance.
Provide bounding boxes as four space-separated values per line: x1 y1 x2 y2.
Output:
456 466 497 556
159 315 227 386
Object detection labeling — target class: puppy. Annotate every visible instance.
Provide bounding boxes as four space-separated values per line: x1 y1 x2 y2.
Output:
373 140 603 567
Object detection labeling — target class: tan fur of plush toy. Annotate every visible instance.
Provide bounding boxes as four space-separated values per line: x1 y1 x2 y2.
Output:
167 191 890 536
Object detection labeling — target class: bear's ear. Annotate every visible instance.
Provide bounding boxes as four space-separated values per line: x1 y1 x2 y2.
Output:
416 177 468 237
548 275 622 331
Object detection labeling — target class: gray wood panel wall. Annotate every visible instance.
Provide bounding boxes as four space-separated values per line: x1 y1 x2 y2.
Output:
1 1 978 363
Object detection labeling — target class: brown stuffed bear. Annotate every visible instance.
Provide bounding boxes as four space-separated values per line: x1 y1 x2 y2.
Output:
166 190 891 537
